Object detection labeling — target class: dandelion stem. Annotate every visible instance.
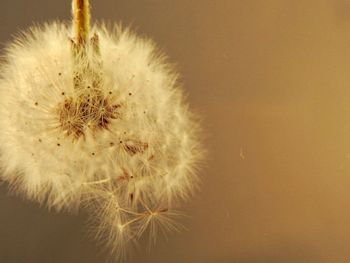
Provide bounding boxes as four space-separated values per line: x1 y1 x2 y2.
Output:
72 0 90 45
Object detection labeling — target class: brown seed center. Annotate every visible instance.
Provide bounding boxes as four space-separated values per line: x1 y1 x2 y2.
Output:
57 94 120 139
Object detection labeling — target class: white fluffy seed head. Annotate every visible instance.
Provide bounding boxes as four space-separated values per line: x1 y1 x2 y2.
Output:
0 22 203 256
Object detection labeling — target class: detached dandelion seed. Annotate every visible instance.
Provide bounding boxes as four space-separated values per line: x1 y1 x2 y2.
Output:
0 0 204 259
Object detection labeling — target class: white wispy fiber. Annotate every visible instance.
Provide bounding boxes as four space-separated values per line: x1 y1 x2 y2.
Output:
0 19 203 258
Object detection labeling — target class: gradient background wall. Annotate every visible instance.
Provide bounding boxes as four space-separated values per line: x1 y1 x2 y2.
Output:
1 0 350 262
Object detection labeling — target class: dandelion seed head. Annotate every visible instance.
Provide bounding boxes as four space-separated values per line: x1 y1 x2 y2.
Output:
0 3 203 257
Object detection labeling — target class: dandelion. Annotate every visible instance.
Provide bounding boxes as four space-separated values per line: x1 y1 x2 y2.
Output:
0 0 203 259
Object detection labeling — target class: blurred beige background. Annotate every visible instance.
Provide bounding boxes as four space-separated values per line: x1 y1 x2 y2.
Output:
1 0 350 262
